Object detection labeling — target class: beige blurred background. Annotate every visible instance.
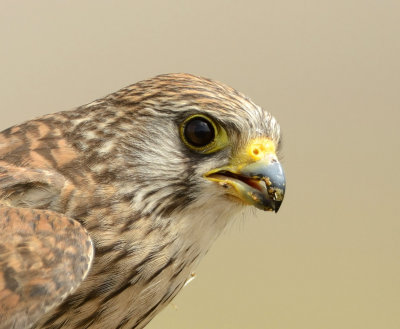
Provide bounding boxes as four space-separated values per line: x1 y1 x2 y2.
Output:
1 1 399 328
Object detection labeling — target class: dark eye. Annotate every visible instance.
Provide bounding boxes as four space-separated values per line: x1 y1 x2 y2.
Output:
180 114 228 154
184 117 215 147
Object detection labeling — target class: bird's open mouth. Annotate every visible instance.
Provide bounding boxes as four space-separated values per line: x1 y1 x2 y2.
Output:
204 161 285 212
208 171 268 191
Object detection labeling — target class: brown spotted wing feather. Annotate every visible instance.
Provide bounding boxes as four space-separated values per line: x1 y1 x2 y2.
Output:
0 206 93 329
0 159 93 329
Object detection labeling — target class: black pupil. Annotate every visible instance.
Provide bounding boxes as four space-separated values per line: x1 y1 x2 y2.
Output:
184 118 215 147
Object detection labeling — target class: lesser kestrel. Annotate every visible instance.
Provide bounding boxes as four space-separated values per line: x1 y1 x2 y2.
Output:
0 74 285 329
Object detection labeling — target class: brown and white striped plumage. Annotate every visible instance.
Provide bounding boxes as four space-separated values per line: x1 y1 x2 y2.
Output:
0 74 283 329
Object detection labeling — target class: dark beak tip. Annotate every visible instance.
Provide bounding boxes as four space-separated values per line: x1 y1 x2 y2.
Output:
259 199 282 212
273 201 282 213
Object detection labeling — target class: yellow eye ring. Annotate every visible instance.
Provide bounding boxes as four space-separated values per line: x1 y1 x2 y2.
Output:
180 114 228 154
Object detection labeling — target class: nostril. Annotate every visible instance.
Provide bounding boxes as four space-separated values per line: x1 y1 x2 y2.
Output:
252 148 259 156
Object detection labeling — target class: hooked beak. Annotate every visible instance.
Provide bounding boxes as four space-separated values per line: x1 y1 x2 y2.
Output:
204 138 286 212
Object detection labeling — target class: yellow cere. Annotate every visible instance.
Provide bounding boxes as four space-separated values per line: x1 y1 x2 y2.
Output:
247 138 276 161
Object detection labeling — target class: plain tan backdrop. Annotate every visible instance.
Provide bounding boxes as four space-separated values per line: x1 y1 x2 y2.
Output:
1 1 399 328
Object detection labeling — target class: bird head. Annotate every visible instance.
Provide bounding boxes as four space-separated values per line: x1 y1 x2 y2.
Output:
78 74 285 223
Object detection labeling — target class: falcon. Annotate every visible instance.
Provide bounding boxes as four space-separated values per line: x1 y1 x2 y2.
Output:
0 73 285 329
